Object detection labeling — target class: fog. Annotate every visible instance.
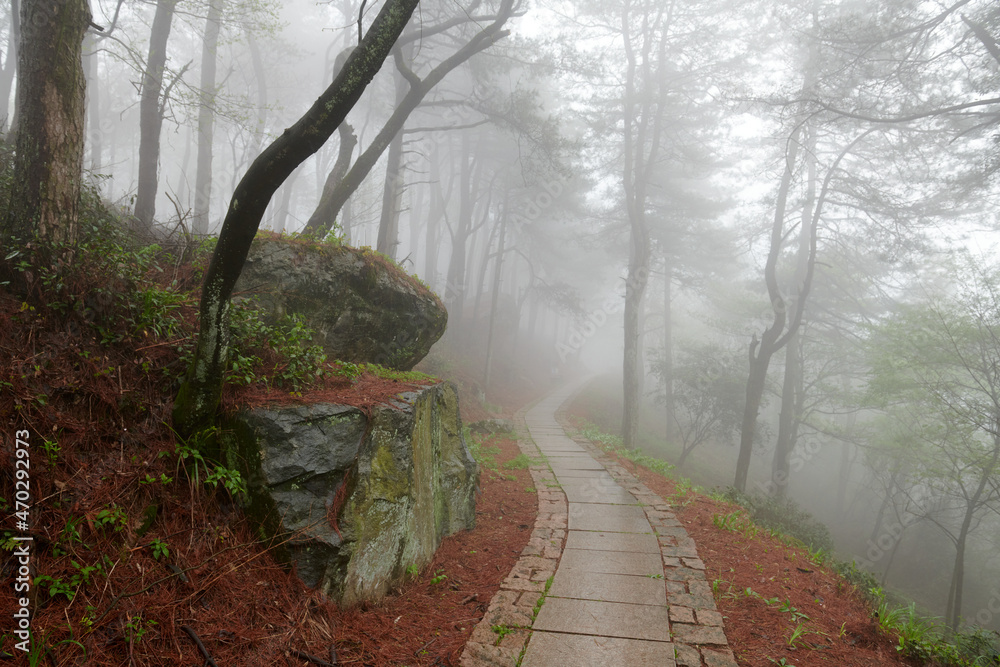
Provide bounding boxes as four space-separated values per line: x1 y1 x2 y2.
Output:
6 0 1000 635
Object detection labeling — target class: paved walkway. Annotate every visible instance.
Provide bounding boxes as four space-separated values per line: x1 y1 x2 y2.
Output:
462 381 738 667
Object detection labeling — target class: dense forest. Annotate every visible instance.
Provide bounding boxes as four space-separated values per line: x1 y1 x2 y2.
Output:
2 0 1000 661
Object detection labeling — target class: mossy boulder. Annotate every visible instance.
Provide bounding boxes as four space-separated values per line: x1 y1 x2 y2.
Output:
223 381 478 605
234 235 446 370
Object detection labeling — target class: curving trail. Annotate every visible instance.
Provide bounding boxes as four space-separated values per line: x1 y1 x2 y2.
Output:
462 381 738 667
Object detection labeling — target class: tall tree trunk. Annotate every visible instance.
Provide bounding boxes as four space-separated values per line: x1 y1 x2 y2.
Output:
472 214 499 323
134 0 178 231
408 178 423 267
444 132 478 335
245 29 268 159
376 43 414 258
424 156 445 291
771 124 817 497
621 0 663 449
4 0 90 249
662 256 676 441
84 32 101 172
483 189 509 393
172 0 421 440
945 429 1000 630
273 164 305 234
1 0 20 133
193 0 223 235
835 376 856 517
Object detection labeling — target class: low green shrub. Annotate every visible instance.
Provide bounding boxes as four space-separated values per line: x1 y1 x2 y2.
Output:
723 488 834 553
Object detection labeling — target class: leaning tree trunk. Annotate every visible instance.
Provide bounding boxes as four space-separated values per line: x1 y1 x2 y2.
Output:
4 0 90 250
133 0 178 231
303 0 515 236
172 0 421 441
192 0 224 235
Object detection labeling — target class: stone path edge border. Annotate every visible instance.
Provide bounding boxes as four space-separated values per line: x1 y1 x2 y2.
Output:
550 404 739 667
461 395 568 666
460 383 739 667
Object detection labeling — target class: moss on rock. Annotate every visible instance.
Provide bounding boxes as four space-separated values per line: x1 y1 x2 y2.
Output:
223 381 478 605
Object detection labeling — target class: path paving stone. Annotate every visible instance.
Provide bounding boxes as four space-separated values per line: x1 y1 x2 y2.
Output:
533 597 671 641
557 547 665 577
561 484 639 504
548 570 667 605
461 381 738 667
521 632 676 667
564 530 660 553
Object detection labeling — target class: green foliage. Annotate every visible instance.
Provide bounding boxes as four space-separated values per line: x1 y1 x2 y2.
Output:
722 489 834 553
93 504 127 532
226 300 328 391
359 362 435 383
41 439 60 467
866 586 1000 665
6 197 193 349
651 341 747 448
124 614 157 644
465 427 501 472
504 453 544 470
830 560 880 604
712 510 759 538
149 538 169 561
140 473 173 486
164 431 246 500
579 421 676 477
34 559 105 602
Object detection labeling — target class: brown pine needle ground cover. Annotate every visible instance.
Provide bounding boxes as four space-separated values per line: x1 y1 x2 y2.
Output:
565 430 921 667
0 241 536 666
333 433 536 666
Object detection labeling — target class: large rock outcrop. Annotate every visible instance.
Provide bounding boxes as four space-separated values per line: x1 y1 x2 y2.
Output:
223 381 478 605
235 235 446 370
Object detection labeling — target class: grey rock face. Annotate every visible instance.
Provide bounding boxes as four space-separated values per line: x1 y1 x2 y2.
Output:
225 381 478 605
235 236 447 370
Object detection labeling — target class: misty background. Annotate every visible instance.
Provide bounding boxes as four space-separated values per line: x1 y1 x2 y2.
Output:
3 0 1000 636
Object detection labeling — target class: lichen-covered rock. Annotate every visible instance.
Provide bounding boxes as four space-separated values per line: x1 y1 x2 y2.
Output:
235 235 446 370
224 381 478 605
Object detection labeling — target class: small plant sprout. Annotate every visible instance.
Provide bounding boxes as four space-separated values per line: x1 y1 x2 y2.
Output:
150 538 169 561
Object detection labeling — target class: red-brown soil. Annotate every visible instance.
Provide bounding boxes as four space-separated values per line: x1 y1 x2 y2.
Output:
0 275 539 666
605 452 921 667
333 433 536 666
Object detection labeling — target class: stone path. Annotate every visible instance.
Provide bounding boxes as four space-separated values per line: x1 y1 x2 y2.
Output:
462 382 739 667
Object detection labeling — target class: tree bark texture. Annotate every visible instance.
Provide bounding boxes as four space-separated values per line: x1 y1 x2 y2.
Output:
133 0 178 230
172 0 421 441
5 0 90 248
193 0 223 235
